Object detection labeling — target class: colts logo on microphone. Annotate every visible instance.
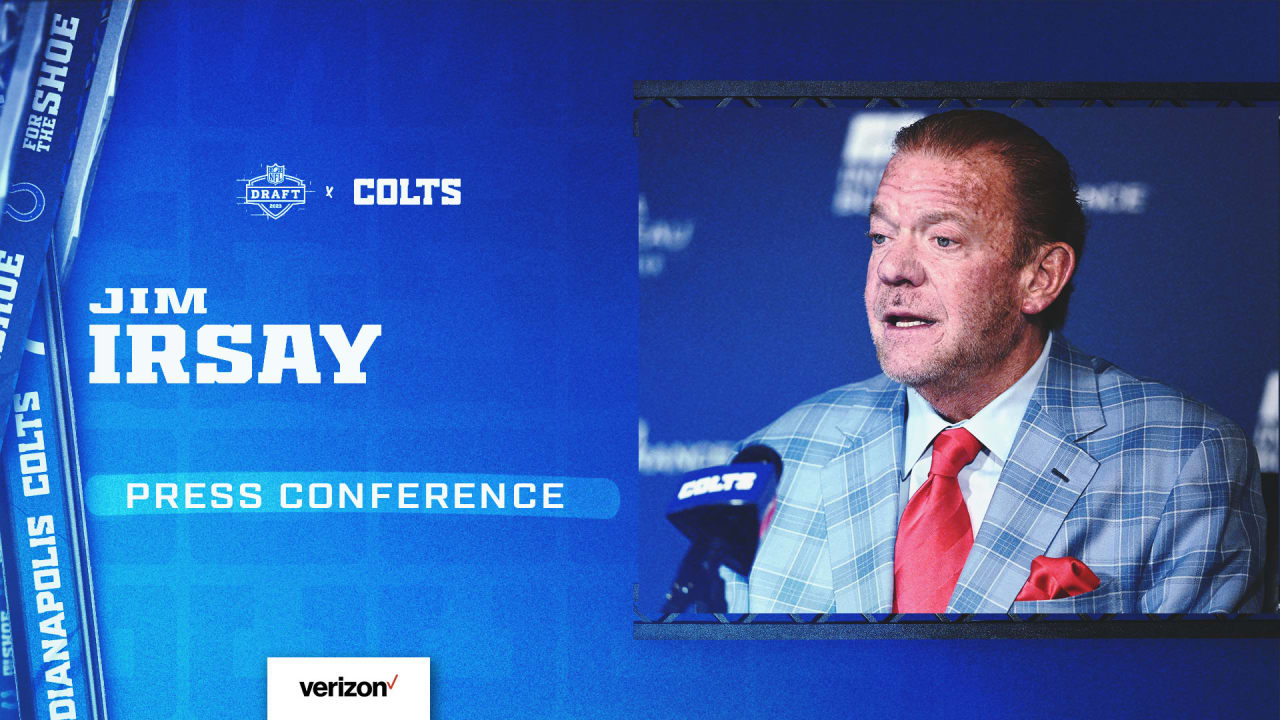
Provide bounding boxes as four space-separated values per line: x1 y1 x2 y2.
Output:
676 470 757 499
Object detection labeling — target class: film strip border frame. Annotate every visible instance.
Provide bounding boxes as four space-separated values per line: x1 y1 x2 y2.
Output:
633 79 1280 639
632 80 1280 135
632 609 1280 640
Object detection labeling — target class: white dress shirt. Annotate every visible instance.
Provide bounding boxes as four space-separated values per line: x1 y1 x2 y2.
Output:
902 332 1054 533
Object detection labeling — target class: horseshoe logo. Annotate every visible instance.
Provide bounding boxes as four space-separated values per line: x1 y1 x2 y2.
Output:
4 182 45 222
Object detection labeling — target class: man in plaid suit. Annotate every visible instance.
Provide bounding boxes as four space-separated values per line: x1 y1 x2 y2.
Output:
724 111 1266 614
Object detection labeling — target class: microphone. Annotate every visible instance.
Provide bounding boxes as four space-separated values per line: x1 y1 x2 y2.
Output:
661 445 782 613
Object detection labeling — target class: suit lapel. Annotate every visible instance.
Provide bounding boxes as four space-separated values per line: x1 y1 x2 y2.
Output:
821 383 905 613
948 336 1104 613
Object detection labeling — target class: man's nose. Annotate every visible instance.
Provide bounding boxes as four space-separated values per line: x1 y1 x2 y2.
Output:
874 238 925 286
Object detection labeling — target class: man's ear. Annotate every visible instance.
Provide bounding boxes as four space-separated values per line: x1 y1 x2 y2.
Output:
1021 242 1076 316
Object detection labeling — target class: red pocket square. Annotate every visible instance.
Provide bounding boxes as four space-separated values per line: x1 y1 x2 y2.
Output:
1015 555 1100 602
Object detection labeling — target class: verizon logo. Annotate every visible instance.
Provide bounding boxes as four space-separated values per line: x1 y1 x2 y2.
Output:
269 657 429 719
299 674 399 697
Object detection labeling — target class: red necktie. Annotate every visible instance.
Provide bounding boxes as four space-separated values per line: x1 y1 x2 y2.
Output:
892 427 983 612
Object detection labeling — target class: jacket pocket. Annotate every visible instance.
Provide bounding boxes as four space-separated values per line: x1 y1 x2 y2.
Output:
1010 584 1120 613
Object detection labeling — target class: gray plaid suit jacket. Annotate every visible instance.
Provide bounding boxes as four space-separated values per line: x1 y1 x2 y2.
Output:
724 335 1266 613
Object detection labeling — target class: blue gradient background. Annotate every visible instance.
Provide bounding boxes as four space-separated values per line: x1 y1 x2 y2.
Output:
42 1 1280 718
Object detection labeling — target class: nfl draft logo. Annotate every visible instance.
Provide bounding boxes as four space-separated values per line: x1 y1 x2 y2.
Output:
240 163 311 219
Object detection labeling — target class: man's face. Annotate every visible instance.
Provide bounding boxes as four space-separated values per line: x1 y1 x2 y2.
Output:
864 150 1030 392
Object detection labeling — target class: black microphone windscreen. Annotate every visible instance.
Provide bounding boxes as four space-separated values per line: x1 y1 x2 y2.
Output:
732 444 783 481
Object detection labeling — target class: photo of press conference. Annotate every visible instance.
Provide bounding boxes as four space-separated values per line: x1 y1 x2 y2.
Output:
638 102 1279 624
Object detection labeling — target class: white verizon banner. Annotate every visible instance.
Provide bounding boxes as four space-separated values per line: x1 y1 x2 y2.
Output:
267 656 430 720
